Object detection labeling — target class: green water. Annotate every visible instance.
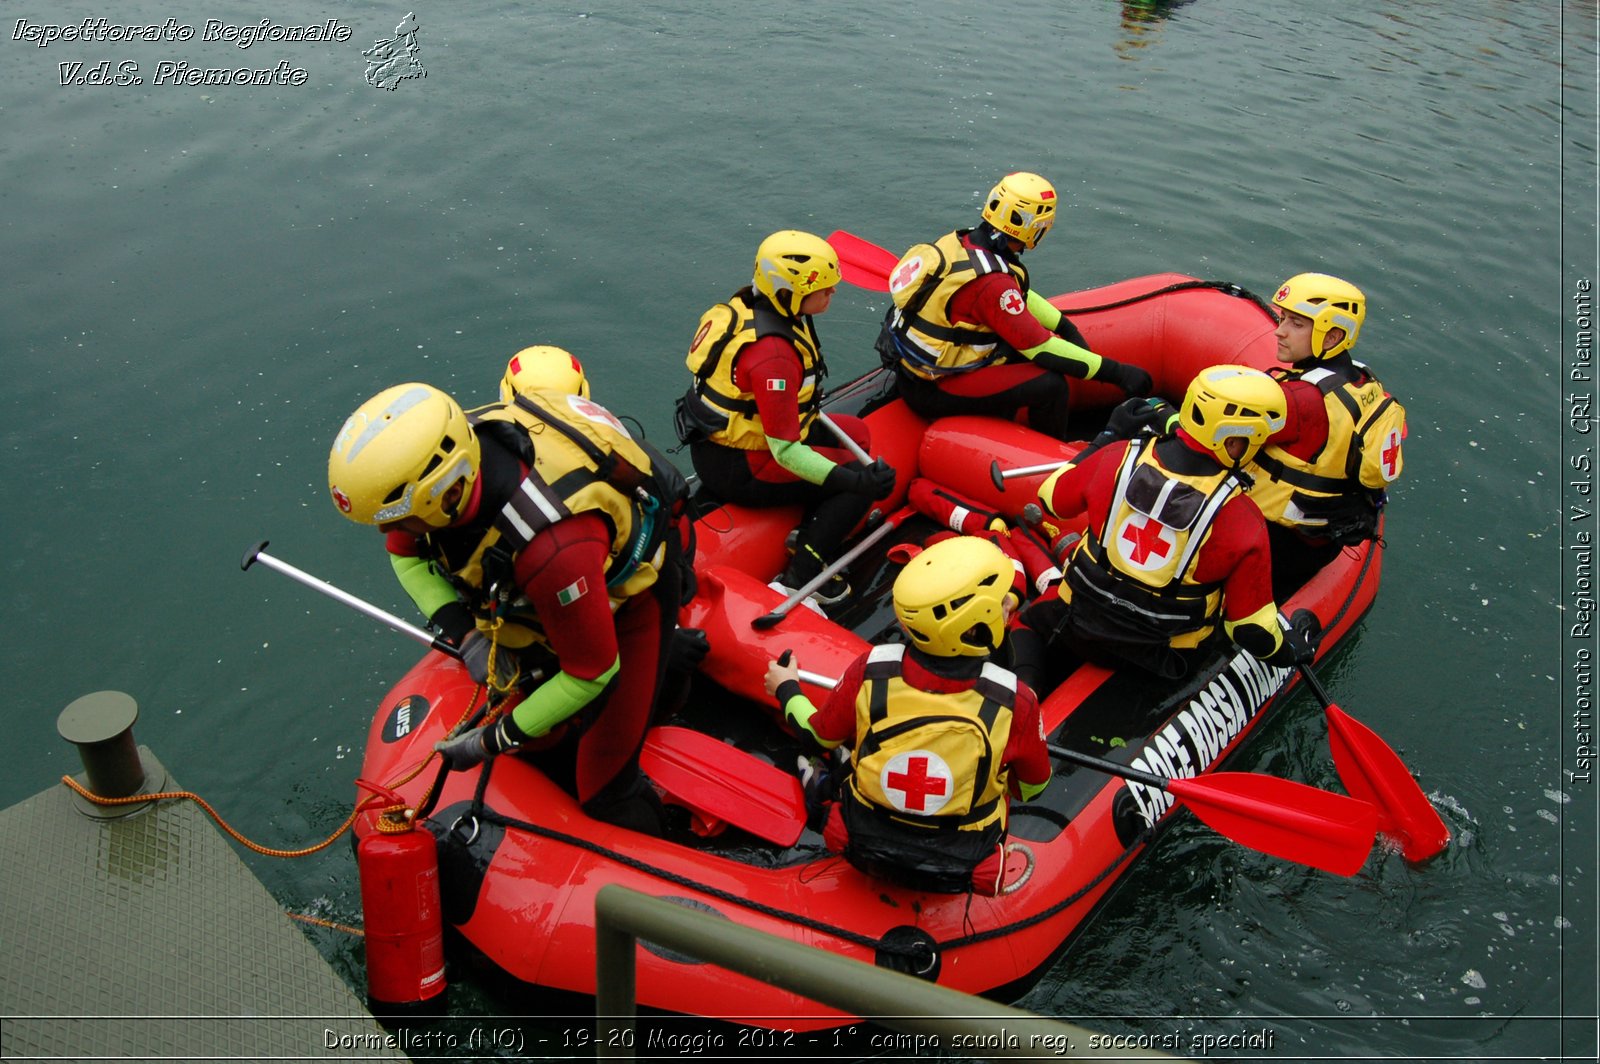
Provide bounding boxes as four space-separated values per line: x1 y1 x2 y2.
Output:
3 1 1594 1060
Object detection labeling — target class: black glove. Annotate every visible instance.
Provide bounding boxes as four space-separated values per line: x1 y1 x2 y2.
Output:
458 631 518 688
1105 397 1153 439
435 726 491 771
825 457 897 500
1144 398 1179 434
668 626 709 673
1095 360 1154 397
1052 315 1088 348
1105 397 1179 440
429 601 476 646
1271 608 1323 667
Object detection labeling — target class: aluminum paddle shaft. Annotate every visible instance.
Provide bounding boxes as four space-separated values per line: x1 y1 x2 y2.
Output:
240 540 461 660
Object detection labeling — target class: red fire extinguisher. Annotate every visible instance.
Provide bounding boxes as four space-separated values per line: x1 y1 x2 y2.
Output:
356 780 447 1017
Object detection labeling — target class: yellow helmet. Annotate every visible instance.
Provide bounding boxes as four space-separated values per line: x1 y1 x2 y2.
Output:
892 536 1013 658
1179 365 1286 468
1272 273 1366 360
499 345 590 403
981 172 1058 250
753 230 841 316
328 383 480 528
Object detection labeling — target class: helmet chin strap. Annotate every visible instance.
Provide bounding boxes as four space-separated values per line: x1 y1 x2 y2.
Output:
972 221 1017 257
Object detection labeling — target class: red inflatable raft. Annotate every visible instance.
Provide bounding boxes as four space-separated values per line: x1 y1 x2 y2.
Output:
351 274 1396 1029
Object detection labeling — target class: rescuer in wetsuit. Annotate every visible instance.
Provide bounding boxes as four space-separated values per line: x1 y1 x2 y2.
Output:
1010 365 1321 693
495 342 709 693
1249 273 1407 599
764 536 1052 895
677 230 896 608
878 171 1154 439
327 380 687 834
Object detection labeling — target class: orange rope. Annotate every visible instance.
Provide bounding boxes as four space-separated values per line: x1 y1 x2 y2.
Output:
56 679 502 856
287 912 365 936
58 774 384 858
54 678 516 939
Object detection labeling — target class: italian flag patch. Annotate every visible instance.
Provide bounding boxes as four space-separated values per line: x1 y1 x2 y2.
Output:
767 379 787 392
556 577 588 606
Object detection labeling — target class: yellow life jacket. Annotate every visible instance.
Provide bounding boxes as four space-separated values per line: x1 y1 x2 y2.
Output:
676 290 824 450
425 391 667 647
885 230 1030 381
1064 438 1242 649
1250 360 1404 544
845 644 1016 835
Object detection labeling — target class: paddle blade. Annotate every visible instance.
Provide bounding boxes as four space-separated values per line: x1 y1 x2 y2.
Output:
1326 704 1450 862
1165 771 1378 877
825 230 896 292
640 726 806 847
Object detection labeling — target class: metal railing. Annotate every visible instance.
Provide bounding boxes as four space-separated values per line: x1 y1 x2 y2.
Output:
593 884 1166 1060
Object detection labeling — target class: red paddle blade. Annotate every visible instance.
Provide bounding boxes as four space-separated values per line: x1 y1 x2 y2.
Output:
825 230 896 292
1165 771 1378 877
640 726 806 847
1325 704 1450 862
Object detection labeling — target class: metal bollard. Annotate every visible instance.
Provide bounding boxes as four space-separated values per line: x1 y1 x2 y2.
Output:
57 691 160 816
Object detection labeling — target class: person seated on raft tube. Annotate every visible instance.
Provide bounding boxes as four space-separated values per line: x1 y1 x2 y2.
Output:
763 536 1052 896
1250 273 1407 597
876 171 1153 440
1009 365 1322 691
677 230 896 607
327 380 691 835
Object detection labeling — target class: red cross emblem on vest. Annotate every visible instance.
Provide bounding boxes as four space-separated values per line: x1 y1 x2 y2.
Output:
1380 429 1401 481
890 257 923 292
568 394 626 435
999 289 1026 315
1116 513 1176 570
882 751 953 814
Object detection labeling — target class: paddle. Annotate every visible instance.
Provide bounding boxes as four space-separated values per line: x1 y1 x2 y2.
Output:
1296 664 1450 862
989 428 1122 491
1048 744 1377 877
752 506 911 630
782 654 1376 876
243 541 808 844
826 230 896 292
640 727 807 847
817 411 875 466
243 541 463 661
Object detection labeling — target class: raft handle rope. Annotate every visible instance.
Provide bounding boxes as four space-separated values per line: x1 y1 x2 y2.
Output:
1055 278 1278 322
444 798 1151 963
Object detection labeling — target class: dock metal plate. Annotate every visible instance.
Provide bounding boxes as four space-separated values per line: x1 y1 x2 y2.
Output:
0 749 406 1060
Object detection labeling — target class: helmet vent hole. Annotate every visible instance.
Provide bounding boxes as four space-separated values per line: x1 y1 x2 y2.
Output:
382 484 405 504
419 454 442 478
948 594 972 611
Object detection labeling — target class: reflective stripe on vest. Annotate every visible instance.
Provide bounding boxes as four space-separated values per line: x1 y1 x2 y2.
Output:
1250 361 1395 528
846 643 1016 833
887 230 1029 381
1067 438 1239 646
427 392 664 635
